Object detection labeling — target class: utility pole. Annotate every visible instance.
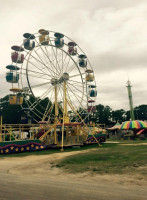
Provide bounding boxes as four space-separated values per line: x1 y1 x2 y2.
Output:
126 80 135 121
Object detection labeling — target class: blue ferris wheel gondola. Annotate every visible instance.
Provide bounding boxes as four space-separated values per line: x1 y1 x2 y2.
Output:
79 54 87 67
6 65 20 83
89 90 97 97
54 32 64 48
6 72 19 83
23 33 35 50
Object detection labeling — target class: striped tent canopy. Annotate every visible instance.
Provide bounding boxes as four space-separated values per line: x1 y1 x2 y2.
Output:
107 123 121 130
120 120 147 130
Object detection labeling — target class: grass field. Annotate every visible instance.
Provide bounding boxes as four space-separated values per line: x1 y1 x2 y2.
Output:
1 139 147 178
55 140 147 177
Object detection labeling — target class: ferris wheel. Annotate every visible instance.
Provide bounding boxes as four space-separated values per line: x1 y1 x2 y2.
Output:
6 29 97 124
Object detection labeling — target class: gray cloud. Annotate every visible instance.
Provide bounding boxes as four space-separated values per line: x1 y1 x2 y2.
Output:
0 0 147 111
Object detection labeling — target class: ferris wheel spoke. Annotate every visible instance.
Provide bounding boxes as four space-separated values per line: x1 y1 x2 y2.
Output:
68 81 84 92
27 71 51 80
30 98 43 110
28 47 53 76
67 82 87 101
70 72 86 79
66 96 84 122
62 53 68 73
69 80 86 89
66 84 84 105
25 57 50 76
54 48 59 76
42 89 54 121
24 46 41 57
38 85 54 100
69 82 85 88
30 86 53 109
44 102 55 122
34 39 55 76
26 98 46 118
32 98 53 119
64 56 72 73
44 46 60 76
68 80 85 99
59 48 65 74
21 67 52 78
26 54 52 76
50 44 62 76
33 48 54 77
34 107 46 118
43 102 54 122
31 81 51 89
29 49 47 68
66 95 87 122
43 94 56 122
66 85 85 111
21 72 51 81
31 109 43 121
56 48 62 75
66 85 82 112
49 40 61 73
66 62 78 74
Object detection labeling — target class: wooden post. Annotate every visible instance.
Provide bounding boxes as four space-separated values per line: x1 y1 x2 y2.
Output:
66 126 69 143
54 86 58 144
4 125 6 142
77 125 79 143
0 116 2 142
10 127 12 141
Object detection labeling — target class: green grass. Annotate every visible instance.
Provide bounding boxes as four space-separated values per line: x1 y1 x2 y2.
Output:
55 140 147 177
1 140 147 178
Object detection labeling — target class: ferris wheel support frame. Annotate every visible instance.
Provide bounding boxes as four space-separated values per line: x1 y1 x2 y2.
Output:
5 29 100 149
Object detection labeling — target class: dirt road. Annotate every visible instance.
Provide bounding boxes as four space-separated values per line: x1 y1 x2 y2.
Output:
0 151 146 200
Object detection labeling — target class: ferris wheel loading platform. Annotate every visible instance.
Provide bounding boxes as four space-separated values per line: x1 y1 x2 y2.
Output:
0 123 106 154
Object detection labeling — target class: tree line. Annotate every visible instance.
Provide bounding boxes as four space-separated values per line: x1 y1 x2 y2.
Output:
0 95 147 126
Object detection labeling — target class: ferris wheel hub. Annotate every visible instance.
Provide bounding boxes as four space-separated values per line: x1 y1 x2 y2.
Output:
59 72 69 83
51 78 58 86
51 73 69 86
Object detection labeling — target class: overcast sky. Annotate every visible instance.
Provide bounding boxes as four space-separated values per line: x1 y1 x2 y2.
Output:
0 0 147 111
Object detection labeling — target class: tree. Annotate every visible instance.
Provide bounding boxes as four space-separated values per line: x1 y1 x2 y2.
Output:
1 94 147 124
111 109 126 123
0 95 22 124
95 104 104 124
134 105 147 120
95 104 112 125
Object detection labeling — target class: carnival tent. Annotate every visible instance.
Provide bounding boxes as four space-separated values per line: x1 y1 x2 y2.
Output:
107 123 121 131
120 120 147 130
